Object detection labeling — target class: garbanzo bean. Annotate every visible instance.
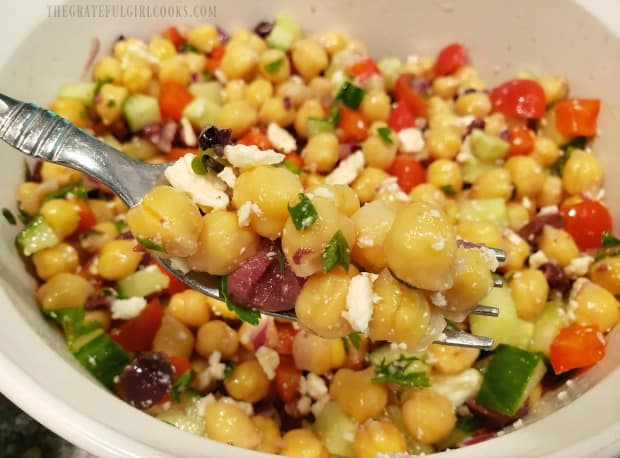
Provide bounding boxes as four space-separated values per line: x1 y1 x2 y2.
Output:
195 320 239 359
538 226 580 267
361 135 398 170
531 136 561 167
384 202 457 291
37 272 93 310
152 315 195 358
97 239 143 281
432 76 460 99
503 230 531 272
354 419 407 458
369 269 432 348
505 156 545 198
471 168 513 200
510 269 550 321
330 368 388 422
507 202 531 231
259 96 296 126
426 127 462 159
244 78 274 109
126 186 203 258
259 49 291 83
233 166 303 239
350 200 396 272
562 149 603 196
401 389 456 444
455 92 492 118
186 211 260 275
426 344 480 375
253 416 281 454
93 56 122 84
217 100 258 138
291 39 329 81
167 290 212 327
32 243 79 280
442 247 493 314
590 256 620 295
351 167 390 203
539 75 569 105
360 89 391 122
50 98 93 129
457 221 505 253
186 24 219 53
306 184 360 217
537 174 564 207
281 429 329 458
302 133 340 173
224 79 246 102
292 330 344 374
295 99 325 138
572 280 620 332
296 268 354 338
426 159 463 193
40 199 80 240
409 183 447 208
224 359 270 403
204 401 261 450
220 41 259 80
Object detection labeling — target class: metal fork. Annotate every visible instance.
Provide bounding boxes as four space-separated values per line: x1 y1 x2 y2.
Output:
0 92 504 349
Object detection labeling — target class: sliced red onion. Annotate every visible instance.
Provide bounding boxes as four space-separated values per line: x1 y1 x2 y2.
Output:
283 97 293 110
119 352 173 410
459 432 496 447
84 294 112 311
179 118 197 147
190 72 202 83
142 123 162 137
338 142 356 160
292 248 314 265
82 37 101 79
252 320 270 350
498 129 510 141
116 231 134 240
463 118 486 138
216 26 230 45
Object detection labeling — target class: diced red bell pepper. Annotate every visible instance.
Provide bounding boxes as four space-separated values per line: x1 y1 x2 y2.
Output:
157 265 188 296
166 147 199 162
434 43 468 76
159 82 193 122
237 127 272 149
506 125 535 158
347 57 381 82
74 200 97 234
387 154 426 193
284 152 303 170
394 73 425 118
560 199 612 251
161 26 185 49
550 325 606 374
169 356 192 377
110 298 164 353
274 356 302 403
337 106 368 142
554 99 601 137
490 79 546 119
387 101 416 132
206 44 226 72
271 323 297 355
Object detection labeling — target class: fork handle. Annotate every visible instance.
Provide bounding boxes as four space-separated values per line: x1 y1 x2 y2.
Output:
0 92 149 207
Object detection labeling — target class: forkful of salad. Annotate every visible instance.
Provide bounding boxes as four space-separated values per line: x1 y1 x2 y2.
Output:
0 92 505 350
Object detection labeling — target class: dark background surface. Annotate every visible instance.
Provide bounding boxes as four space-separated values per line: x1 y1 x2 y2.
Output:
0 394 93 458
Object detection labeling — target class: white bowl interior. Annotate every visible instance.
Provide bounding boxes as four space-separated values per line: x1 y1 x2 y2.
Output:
0 0 619 456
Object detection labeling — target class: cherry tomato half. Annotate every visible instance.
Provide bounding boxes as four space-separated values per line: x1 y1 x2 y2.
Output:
387 154 426 193
560 199 612 251
434 43 468 76
490 79 546 119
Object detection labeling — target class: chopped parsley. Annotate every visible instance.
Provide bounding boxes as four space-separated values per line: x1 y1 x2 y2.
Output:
136 237 168 253
288 194 318 231
549 136 586 176
180 42 200 53
601 231 620 247
2 208 17 226
321 230 350 273
342 332 362 352
219 276 261 325
42 181 88 201
171 369 195 403
282 158 301 175
377 127 393 144
336 81 365 110
440 184 456 196
372 354 430 387
264 58 285 74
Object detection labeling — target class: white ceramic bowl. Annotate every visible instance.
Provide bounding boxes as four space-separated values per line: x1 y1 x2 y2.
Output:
1 0 619 456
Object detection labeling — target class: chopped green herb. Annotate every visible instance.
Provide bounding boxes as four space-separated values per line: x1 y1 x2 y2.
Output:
203 71 214 81
219 276 261 325
17 207 33 225
43 307 100 348
43 181 87 201
114 219 128 233
191 152 208 175
264 58 285 74
93 76 113 95
277 249 286 275
336 81 365 110
136 237 168 253
224 360 237 379
445 319 460 331
288 194 318 231
23 160 31 181
181 42 200 53
372 354 430 387
601 231 620 247
324 105 341 125
80 228 104 238
440 184 456 196
106 99 116 108
101 287 117 297
594 248 620 262
377 127 393 144
282 158 301 175
171 369 195 403
191 148 226 175
455 415 482 434
342 332 362 353
321 230 350 273
2 208 17 225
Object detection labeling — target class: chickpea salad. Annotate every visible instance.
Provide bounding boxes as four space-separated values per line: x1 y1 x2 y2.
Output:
6 13 620 457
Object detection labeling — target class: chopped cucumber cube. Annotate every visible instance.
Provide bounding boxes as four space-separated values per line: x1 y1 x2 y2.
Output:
529 300 568 355
458 198 508 225
469 129 509 162
188 81 222 105
16 215 60 256
73 328 131 388
117 265 169 298
313 401 357 457
307 118 335 137
123 94 161 133
182 96 220 129
266 14 301 51
476 344 546 416
460 158 495 183
58 82 97 106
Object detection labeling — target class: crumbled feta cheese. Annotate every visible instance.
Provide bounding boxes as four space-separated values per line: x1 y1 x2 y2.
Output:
120 40 159 69
521 196 533 210
169 257 190 274
310 396 330 417
255 346 280 380
267 122 297 153
538 205 559 216
430 368 483 408
180 117 197 147
356 236 375 248
237 201 263 227
111 297 147 320
342 272 377 333
376 177 410 203
528 250 550 270
296 396 312 415
503 228 524 246
564 255 594 279
325 150 365 185
214 69 227 84
456 138 475 163
223 144 285 170
195 351 227 389
217 167 237 188
330 69 346 86
475 246 500 271
88 257 99 276
455 115 476 129
306 373 328 399
165 154 229 209
430 291 447 307
397 128 425 153
513 419 525 430
311 187 335 200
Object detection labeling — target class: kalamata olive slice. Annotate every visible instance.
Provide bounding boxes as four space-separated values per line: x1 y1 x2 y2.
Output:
119 352 173 410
